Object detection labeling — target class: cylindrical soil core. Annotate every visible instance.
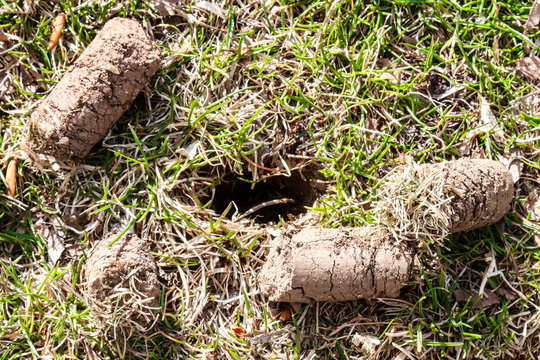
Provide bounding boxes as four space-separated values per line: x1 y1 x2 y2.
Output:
376 159 514 235
84 232 161 328
429 159 514 233
28 17 161 159
259 226 415 303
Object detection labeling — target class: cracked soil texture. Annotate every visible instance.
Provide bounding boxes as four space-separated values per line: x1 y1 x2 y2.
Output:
29 17 161 159
427 159 514 233
259 226 414 303
84 232 161 326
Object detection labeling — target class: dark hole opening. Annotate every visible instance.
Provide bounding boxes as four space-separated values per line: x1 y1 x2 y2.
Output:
211 170 323 223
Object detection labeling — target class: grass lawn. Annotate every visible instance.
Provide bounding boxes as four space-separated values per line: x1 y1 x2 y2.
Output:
1 0 540 359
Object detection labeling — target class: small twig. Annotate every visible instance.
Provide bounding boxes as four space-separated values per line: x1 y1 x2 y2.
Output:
234 198 296 220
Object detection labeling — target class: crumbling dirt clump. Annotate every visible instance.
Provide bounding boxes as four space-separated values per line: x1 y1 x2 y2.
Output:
375 158 514 237
84 232 161 329
28 17 161 159
259 226 414 303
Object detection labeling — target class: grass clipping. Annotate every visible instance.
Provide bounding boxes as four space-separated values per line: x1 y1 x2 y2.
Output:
373 158 514 241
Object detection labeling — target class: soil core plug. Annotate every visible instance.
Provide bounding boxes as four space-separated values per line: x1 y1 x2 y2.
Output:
374 158 514 238
259 226 415 303
84 232 161 330
28 18 161 159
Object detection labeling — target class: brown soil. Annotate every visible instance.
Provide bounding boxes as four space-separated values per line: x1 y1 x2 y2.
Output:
28 18 161 159
84 232 161 328
427 159 514 233
259 226 415 303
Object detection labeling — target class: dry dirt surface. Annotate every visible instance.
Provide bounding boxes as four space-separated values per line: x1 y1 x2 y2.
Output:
84 232 161 329
28 18 161 159
259 226 415 303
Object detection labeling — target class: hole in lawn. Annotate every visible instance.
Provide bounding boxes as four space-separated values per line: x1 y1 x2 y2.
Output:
212 169 324 223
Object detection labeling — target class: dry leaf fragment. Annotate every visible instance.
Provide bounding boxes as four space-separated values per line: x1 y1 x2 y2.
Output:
250 327 291 345
454 289 500 309
516 56 540 81
525 0 540 31
480 96 500 130
0 27 22 46
0 72 15 102
534 233 540 249
195 1 226 19
20 66 44 93
499 148 524 184
352 334 381 353
511 91 540 117
150 0 180 16
35 217 66 264
6 158 17 197
231 326 246 338
458 95 505 153
496 287 518 302
47 13 67 51
467 95 505 144
63 244 83 259
278 308 292 321
178 140 200 160
0 28 9 42
525 190 540 221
